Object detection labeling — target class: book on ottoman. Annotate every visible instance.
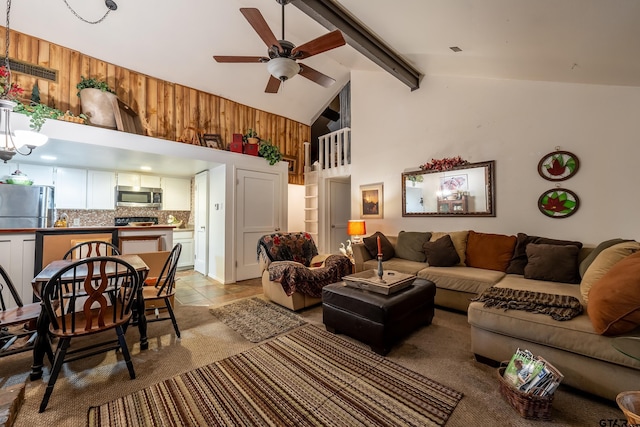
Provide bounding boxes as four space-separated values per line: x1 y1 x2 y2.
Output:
343 270 416 295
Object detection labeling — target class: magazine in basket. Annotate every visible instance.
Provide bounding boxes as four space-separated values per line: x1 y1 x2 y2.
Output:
503 348 564 396
343 270 416 295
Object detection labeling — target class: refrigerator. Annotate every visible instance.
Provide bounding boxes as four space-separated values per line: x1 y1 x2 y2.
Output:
0 185 55 228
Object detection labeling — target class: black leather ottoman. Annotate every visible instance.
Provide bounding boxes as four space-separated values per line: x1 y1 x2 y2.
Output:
322 278 436 355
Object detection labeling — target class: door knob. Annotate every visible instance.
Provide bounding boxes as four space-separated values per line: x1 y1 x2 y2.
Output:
275 227 281 231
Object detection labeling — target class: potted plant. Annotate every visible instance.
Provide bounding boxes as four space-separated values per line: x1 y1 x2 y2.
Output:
244 128 260 145
76 75 118 129
13 102 65 132
258 139 283 165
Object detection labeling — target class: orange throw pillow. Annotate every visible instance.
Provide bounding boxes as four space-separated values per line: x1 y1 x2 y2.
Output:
588 251 640 335
465 230 516 272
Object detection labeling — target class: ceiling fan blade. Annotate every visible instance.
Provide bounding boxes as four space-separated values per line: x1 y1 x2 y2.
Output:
213 56 269 63
291 30 346 59
240 8 283 53
298 63 336 88
265 75 281 93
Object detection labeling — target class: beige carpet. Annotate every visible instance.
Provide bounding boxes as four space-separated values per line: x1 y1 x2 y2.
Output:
1 295 625 426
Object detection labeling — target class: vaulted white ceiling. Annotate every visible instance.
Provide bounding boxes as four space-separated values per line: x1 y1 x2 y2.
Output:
8 0 640 127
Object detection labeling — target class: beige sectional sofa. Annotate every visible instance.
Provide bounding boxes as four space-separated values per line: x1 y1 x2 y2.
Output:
352 230 640 400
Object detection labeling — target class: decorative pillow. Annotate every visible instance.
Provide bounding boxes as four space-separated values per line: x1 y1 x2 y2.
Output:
506 233 583 275
579 238 633 278
465 230 516 272
395 231 431 262
363 231 395 261
429 230 468 266
580 241 640 303
524 243 581 283
422 235 460 267
588 251 640 336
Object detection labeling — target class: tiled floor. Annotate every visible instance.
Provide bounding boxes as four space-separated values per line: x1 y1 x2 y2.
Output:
173 269 263 306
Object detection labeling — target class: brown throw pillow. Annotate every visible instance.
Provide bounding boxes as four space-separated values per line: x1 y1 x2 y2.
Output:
430 231 468 265
395 231 431 262
588 251 640 336
423 235 460 267
363 232 395 261
580 241 640 303
465 230 516 272
506 233 583 275
524 243 580 283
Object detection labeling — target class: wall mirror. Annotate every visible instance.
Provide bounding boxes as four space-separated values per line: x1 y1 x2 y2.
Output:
402 160 495 217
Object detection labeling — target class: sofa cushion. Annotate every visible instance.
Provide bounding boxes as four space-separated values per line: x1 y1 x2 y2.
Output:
588 251 640 336
423 235 460 267
363 232 395 261
418 266 504 295
465 230 516 272
506 233 583 275
430 230 468 266
395 231 431 262
469 277 640 370
524 243 581 283
580 241 640 303
579 238 633 278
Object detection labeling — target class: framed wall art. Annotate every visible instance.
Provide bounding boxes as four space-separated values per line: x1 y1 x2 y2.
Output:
360 183 383 219
199 134 223 149
537 150 579 181
283 156 297 174
538 188 580 218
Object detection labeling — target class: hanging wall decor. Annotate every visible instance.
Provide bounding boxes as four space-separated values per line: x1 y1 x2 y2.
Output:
538 188 580 218
537 150 580 181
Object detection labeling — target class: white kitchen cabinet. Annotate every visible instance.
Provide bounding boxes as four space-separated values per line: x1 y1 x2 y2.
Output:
55 167 87 209
173 229 194 269
161 177 191 211
117 172 161 188
0 233 36 307
16 164 55 186
87 170 116 209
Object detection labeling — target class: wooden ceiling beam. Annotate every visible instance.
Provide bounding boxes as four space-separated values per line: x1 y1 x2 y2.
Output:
292 0 422 91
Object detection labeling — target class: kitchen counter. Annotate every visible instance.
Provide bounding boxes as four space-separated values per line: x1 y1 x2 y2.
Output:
0 225 176 234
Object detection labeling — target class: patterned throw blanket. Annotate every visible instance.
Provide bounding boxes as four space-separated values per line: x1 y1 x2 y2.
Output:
257 232 318 267
471 287 583 321
268 255 353 298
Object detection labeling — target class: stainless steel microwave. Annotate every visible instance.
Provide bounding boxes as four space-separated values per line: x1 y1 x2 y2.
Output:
115 186 162 208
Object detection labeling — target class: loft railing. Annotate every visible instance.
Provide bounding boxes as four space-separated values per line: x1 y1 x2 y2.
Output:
305 127 351 173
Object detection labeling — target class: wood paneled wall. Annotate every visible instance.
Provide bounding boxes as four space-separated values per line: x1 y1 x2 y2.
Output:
1 27 309 184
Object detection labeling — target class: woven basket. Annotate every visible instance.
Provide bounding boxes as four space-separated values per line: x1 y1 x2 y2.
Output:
497 366 553 420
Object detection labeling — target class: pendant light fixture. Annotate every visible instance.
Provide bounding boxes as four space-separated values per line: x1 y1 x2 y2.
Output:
0 0 48 163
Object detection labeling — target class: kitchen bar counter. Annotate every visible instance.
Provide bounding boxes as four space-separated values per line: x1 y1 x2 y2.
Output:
0 224 176 233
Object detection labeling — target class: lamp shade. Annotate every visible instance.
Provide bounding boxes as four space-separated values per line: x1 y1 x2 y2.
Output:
347 220 366 236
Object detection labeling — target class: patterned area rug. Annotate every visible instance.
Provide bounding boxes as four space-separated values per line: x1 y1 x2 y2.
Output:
87 325 463 426
208 297 306 342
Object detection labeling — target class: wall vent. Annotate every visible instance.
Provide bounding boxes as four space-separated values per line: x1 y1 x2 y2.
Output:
0 57 57 82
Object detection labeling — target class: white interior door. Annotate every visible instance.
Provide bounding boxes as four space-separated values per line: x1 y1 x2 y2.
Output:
236 169 281 280
329 178 351 254
194 171 208 275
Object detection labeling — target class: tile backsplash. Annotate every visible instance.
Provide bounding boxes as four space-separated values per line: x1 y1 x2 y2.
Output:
56 207 191 228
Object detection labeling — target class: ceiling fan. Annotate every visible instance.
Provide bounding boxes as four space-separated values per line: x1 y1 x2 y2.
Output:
213 0 346 93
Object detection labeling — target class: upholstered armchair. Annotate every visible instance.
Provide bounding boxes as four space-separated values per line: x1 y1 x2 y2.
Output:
257 232 352 311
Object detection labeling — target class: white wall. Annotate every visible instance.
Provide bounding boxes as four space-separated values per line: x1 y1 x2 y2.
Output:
350 71 640 246
288 184 305 232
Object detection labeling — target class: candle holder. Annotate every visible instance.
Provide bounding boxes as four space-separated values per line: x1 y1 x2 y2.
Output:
377 255 384 282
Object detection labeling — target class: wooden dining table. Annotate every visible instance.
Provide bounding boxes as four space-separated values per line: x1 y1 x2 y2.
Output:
29 254 150 380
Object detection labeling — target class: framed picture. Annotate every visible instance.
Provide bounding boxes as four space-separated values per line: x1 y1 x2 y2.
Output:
283 156 297 174
360 183 383 219
538 188 580 218
537 150 579 181
439 174 468 191
199 133 223 149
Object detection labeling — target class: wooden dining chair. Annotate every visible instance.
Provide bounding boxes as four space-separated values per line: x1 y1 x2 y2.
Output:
62 240 120 260
0 264 47 359
38 256 141 412
142 243 182 338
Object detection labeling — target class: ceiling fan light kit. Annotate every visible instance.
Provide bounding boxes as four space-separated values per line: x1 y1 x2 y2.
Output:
213 0 345 93
267 57 300 81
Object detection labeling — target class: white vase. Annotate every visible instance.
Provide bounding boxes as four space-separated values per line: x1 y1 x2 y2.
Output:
79 88 118 129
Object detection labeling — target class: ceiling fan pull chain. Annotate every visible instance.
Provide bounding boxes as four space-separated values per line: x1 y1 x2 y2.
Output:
61 0 115 24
